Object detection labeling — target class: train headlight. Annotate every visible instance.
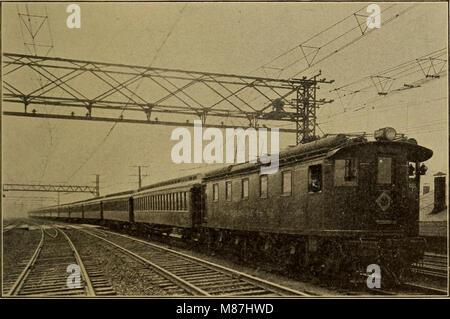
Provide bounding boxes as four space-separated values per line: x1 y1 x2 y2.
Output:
374 127 397 141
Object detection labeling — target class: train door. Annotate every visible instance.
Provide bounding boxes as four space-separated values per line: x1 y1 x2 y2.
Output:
306 163 324 229
405 161 421 235
373 155 399 230
129 197 134 223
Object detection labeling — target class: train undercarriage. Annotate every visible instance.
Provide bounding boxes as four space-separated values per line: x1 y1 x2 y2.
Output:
45 217 425 289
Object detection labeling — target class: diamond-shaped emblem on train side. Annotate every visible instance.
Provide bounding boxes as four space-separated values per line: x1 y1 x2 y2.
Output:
376 191 392 212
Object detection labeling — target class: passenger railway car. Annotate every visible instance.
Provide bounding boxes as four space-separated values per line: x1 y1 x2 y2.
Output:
29 127 433 284
83 199 102 220
70 203 83 219
101 190 134 223
132 174 203 237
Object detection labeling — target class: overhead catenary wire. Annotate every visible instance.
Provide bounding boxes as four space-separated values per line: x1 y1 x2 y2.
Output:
66 4 189 183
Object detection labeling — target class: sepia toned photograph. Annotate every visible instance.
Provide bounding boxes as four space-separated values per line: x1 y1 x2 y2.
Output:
1 1 448 301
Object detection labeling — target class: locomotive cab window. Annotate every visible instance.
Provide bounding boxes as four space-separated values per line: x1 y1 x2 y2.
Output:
213 183 219 202
335 159 358 186
377 157 392 184
260 175 268 198
308 165 322 193
225 181 232 201
282 171 292 195
242 178 249 199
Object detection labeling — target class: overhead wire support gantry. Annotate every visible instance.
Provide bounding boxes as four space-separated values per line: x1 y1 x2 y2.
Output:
3 183 99 196
3 52 334 143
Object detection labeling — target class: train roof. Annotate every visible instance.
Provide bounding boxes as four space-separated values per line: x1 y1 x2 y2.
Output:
133 174 203 196
327 140 433 162
204 134 433 180
204 134 354 180
138 174 202 192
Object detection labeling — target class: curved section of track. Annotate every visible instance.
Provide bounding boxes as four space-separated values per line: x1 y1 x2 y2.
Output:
5 224 114 297
72 226 311 297
3 221 20 234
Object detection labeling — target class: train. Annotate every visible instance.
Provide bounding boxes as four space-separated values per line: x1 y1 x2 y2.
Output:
29 127 433 285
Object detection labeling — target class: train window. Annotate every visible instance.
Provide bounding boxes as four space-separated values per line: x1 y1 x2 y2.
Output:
335 159 358 186
180 192 183 210
308 165 322 193
226 181 232 201
282 171 292 195
183 192 187 209
213 184 219 202
377 157 392 184
345 159 357 181
242 178 249 199
260 175 268 198
408 162 416 179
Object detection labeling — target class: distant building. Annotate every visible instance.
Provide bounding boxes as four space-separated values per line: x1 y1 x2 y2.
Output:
419 172 447 239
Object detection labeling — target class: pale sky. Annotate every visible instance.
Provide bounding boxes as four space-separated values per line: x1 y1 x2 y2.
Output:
2 2 448 217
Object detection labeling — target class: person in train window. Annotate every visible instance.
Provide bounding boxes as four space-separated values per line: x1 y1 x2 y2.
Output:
310 177 321 192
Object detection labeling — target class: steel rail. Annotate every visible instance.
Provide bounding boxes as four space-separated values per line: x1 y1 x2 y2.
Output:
6 226 45 296
85 227 310 297
58 228 96 296
6 223 96 296
72 226 210 296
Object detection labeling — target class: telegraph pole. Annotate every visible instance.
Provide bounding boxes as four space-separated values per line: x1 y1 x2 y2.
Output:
130 166 148 190
95 174 100 197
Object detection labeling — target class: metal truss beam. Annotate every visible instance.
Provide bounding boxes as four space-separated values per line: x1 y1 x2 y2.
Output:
3 52 333 143
2 111 299 133
3 183 98 196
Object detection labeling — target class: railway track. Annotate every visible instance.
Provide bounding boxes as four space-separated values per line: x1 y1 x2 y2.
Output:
3 223 115 297
71 226 311 297
360 252 448 296
411 252 448 282
3 221 19 233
